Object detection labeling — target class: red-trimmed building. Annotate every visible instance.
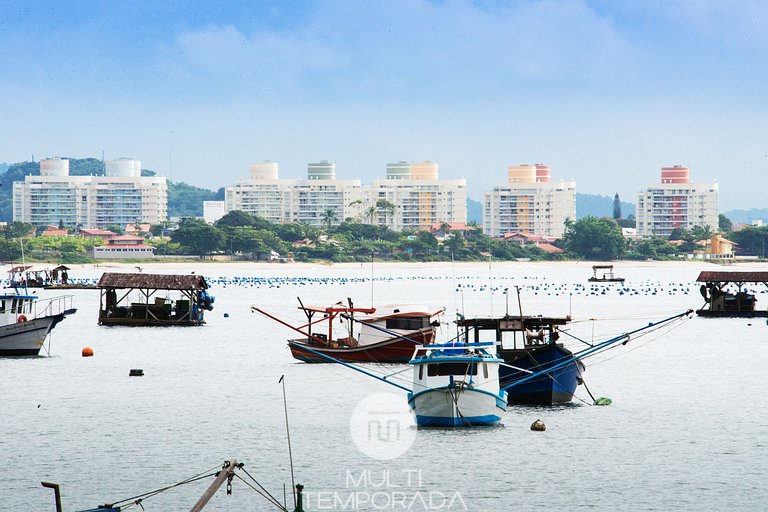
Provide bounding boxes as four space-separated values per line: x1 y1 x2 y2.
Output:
80 228 117 239
93 235 154 259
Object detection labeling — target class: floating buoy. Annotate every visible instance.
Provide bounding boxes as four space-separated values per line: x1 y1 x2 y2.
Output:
530 419 546 431
223 313 229 318
594 397 612 406
129 369 144 377
82 347 94 357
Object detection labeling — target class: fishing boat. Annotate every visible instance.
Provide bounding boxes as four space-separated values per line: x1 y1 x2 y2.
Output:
589 265 625 283
408 342 506 427
0 293 76 356
455 315 583 405
254 299 444 363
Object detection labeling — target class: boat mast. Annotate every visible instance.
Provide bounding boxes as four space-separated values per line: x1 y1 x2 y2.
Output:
190 459 238 512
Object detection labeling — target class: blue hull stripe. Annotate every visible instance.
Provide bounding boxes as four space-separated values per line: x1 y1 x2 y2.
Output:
415 414 501 427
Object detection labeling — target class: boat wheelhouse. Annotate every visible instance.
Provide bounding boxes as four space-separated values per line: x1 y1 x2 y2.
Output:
97 273 213 326
0 293 76 356
696 271 768 317
408 342 506 427
455 315 583 405
254 300 443 363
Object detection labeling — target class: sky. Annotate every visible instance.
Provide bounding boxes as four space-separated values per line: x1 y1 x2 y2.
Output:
1 0 767 210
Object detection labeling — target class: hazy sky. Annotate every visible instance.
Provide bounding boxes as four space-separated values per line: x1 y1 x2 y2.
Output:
1 1 766 210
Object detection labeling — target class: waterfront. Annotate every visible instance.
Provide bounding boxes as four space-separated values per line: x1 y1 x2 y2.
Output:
2 261 767 510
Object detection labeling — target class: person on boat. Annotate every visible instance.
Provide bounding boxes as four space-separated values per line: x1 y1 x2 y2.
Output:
61 270 68 284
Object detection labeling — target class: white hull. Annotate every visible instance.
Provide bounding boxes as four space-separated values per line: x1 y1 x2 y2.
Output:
409 387 504 427
0 316 61 356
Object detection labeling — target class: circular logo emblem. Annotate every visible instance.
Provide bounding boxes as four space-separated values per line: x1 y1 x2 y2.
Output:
350 392 416 460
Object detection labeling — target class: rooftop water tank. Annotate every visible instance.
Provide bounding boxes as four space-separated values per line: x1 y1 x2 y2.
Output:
508 164 537 183
40 158 69 176
661 166 690 184
308 161 336 180
386 161 411 180
410 161 438 180
106 158 141 177
250 161 279 180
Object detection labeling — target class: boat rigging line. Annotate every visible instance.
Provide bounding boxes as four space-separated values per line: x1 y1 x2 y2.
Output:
279 375 297 510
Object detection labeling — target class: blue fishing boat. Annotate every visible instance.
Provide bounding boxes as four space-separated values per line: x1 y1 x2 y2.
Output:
455 315 583 405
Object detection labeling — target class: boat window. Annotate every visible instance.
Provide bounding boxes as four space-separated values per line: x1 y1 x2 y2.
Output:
11 299 18 313
0 300 4 313
386 316 430 330
483 363 488 379
418 364 424 380
427 363 478 377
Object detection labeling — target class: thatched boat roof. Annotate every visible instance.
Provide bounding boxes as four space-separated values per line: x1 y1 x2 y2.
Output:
697 271 768 284
97 272 208 290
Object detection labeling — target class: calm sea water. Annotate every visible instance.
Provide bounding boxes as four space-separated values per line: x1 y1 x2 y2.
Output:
2 261 767 511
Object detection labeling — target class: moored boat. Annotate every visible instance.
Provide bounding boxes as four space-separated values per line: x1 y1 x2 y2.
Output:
408 343 506 427
0 293 76 356
254 300 444 363
456 315 583 405
589 264 625 283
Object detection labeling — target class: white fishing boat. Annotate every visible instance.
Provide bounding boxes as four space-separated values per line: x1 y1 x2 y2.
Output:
0 292 76 356
407 342 507 427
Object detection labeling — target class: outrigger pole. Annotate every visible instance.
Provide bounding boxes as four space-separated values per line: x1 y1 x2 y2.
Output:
252 307 331 346
298 344 413 393
501 309 693 392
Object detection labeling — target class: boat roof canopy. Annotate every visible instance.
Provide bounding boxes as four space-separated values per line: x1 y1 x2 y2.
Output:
299 304 377 314
456 315 570 328
98 272 208 290
592 265 614 270
697 271 768 284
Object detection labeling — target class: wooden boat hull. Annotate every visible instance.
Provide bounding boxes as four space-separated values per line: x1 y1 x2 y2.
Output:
0 313 67 356
288 328 434 363
588 278 625 283
408 387 505 427
500 344 584 405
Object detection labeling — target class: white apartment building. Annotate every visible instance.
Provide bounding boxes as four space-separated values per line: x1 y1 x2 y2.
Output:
483 164 576 238
224 161 363 227
636 166 718 237
13 158 167 229
369 161 467 231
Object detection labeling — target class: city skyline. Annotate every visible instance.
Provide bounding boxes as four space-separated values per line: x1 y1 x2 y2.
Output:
2 1 766 210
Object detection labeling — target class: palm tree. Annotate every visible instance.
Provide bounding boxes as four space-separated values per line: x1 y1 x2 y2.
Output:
320 208 338 230
366 206 377 225
349 199 364 223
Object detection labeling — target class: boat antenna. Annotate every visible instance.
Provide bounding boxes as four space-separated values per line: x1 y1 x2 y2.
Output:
487 249 494 318
370 250 374 308
278 375 297 509
504 288 509 317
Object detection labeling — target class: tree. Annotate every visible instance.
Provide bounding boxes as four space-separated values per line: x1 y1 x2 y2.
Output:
215 210 255 228
562 216 625 260
613 193 622 220
691 225 713 241
719 214 733 233
319 208 338 230
171 217 225 258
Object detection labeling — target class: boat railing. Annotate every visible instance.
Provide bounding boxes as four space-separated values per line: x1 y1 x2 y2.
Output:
32 295 75 319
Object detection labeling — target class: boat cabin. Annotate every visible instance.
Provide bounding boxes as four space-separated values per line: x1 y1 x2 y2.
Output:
293 301 440 348
696 271 767 317
0 293 37 324
97 273 213 326
410 343 503 390
589 265 625 282
455 315 571 355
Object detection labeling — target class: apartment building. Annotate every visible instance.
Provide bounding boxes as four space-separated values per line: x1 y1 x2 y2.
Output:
483 164 576 238
13 157 167 229
635 166 718 237
224 161 362 227
369 161 467 231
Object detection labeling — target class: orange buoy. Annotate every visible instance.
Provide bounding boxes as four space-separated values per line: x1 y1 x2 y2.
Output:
17 315 28 323
82 347 94 357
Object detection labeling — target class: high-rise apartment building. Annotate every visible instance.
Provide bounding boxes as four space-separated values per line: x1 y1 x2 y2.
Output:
635 166 718 237
13 157 167 229
224 161 362 227
483 164 576 238
369 161 467 230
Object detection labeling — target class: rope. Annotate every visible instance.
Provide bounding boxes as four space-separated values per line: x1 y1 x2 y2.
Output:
109 466 221 507
232 471 288 511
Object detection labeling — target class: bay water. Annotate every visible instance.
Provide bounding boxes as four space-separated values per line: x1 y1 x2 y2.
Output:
2 261 766 511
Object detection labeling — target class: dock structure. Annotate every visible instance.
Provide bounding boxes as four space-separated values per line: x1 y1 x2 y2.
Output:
696 271 768 317
588 265 625 283
97 272 213 326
